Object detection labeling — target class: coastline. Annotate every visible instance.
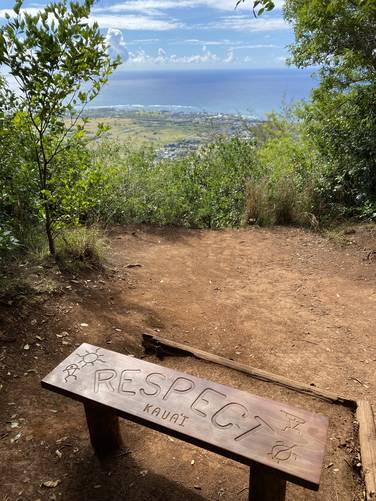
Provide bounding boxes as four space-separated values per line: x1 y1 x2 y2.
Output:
82 107 260 158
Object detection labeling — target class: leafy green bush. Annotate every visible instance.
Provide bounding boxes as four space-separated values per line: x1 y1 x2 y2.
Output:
91 136 258 229
302 87 376 220
243 111 326 226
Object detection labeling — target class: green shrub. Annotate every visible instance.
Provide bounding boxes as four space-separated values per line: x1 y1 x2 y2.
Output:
91 136 258 229
243 111 327 227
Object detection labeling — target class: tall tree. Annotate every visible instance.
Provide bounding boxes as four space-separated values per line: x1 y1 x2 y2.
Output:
0 0 120 255
284 0 376 215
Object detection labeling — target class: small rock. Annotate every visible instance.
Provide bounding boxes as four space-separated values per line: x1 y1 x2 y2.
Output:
10 432 21 443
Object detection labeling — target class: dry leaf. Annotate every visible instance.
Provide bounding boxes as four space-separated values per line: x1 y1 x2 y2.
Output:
41 479 61 488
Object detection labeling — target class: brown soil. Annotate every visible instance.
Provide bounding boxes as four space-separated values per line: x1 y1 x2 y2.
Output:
1 225 376 501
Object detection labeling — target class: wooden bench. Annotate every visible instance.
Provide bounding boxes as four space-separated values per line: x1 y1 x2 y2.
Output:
41 343 329 500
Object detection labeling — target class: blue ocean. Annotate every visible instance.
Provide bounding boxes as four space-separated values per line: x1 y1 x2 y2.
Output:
90 68 317 118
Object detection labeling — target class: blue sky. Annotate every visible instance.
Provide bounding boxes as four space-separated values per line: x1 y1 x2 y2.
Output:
0 0 294 70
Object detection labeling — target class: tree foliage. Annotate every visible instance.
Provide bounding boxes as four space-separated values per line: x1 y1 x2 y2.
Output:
285 0 376 91
284 0 376 217
237 0 275 16
0 0 120 254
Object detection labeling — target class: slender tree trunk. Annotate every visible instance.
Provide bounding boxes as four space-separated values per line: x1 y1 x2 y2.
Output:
45 203 55 256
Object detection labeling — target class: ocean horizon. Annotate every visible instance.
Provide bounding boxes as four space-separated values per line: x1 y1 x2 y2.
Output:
90 68 318 118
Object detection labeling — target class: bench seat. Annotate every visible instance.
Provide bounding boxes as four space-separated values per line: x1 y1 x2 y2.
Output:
42 343 329 499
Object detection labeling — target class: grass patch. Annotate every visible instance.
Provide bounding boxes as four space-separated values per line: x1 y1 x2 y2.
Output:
55 226 108 272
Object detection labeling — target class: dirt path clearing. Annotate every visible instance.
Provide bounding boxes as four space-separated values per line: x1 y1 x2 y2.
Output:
111 226 376 399
1 225 375 501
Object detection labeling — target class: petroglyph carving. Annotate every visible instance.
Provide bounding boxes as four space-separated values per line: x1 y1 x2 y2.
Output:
280 410 306 433
77 347 106 368
269 441 297 464
63 363 80 382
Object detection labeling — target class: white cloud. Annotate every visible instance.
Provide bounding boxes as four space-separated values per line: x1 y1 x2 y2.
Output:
105 28 129 62
180 40 280 49
223 49 235 63
95 0 284 14
235 44 280 49
276 55 287 64
0 7 42 18
207 16 289 31
125 44 257 65
156 47 168 62
181 39 233 46
127 38 161 44
91 14 183 31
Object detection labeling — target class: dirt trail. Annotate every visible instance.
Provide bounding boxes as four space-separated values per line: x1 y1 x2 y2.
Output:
1 225 375 501
110 226 376 399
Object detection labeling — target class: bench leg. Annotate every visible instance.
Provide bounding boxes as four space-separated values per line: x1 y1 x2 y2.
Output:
84 401 124 456
249 464 286 501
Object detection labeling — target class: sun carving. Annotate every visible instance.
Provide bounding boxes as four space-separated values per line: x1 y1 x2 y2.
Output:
76 347 106 368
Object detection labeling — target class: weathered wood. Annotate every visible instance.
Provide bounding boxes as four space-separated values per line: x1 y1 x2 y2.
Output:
42 343 329 491
142 333 356 408
250 464 287 501
357 400 376 500
84 401 123 456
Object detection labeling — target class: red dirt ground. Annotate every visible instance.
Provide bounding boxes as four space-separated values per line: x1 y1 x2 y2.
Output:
1 224 376 501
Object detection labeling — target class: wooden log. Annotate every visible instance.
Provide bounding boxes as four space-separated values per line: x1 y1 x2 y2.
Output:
357 400 376 500
142 333 356 408
249 464 287 501
84 401 124 456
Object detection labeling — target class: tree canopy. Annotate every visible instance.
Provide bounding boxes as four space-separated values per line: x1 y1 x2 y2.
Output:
285 0 376 91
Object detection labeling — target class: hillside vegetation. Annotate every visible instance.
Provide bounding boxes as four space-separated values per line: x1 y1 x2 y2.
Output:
1 0 375 269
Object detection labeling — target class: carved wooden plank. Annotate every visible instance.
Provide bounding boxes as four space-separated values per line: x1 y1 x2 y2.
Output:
42 343 329 490
142 333 356 408
357 400 376 500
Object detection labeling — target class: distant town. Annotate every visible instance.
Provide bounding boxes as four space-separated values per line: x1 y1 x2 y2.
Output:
83 107 261 158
